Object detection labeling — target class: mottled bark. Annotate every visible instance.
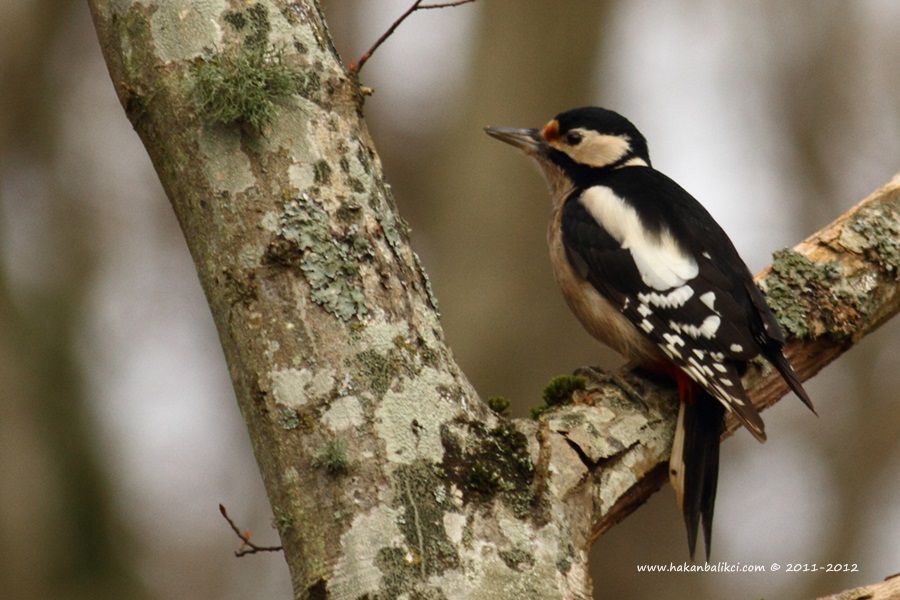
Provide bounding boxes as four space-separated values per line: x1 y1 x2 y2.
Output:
87 1 900 598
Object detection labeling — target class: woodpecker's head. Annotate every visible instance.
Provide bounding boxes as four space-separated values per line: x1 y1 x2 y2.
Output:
485 107 651 197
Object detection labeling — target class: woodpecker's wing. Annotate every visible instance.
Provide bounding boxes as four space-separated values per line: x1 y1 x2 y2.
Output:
561 168 772 439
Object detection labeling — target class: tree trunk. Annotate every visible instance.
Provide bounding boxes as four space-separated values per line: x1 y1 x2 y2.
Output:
87 2 900 598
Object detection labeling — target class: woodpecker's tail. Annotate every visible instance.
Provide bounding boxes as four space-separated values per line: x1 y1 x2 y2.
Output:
669 390 725 560
768 348 817 415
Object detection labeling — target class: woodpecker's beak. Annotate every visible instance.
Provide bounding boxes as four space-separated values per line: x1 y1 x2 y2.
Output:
484 126 544 154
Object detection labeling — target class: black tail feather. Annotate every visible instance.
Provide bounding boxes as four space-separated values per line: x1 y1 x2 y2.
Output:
768 348 817 415
681 392 725 560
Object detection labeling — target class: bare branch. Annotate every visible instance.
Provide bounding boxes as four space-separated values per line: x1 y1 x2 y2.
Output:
817 573 900 600
218 504 283 557
418 0 478 8
350 0 477 74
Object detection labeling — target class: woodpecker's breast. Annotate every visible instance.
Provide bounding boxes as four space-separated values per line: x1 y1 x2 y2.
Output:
548 206 660 362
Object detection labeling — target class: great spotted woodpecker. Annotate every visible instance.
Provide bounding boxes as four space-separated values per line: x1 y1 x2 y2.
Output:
486 107 814 558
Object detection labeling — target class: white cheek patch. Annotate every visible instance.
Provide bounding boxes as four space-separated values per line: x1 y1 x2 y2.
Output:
580 186 699 290
562 130 632 168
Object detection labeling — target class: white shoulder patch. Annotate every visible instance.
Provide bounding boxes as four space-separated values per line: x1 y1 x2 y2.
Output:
580 186 698 290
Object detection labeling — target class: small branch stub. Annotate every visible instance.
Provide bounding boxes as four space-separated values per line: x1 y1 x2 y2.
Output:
218 503 283 557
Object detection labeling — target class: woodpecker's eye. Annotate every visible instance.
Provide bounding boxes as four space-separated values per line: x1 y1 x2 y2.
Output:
565 131 583 145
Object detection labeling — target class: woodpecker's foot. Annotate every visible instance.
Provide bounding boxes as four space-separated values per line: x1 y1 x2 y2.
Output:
573 366 650 412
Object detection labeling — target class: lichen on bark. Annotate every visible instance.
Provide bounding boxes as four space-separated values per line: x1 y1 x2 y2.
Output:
837 193 900 277
762 248 866 339
269 193 372 321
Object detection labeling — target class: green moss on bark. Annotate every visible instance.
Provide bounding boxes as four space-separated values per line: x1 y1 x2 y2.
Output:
192 44 298 133
486 396 511 417
530 375 586 419
312 439 349 474
355 349 405 397
192 4 301 132
441 421 536 517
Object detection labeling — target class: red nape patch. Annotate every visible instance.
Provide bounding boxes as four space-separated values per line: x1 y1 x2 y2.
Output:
642 360 696 404
541 119 560 142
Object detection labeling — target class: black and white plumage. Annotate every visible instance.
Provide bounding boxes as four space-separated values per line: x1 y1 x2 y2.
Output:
486 107 814 559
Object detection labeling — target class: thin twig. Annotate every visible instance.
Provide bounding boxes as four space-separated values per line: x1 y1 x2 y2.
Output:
417 0 478 8
218 503 283 557
350 0 477 75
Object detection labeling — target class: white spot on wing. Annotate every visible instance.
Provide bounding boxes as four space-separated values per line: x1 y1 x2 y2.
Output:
701 316 721 337
640 319 654 333
663 333 685 347
669 315 721 339
580 187 699 290
661 332 685 359
730 343 743 352
638 285 694 308
685 365 708 384
700 291 716 310
638 303 652 317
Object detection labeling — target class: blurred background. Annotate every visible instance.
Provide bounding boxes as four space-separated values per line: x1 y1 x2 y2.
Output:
1 1 898 598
